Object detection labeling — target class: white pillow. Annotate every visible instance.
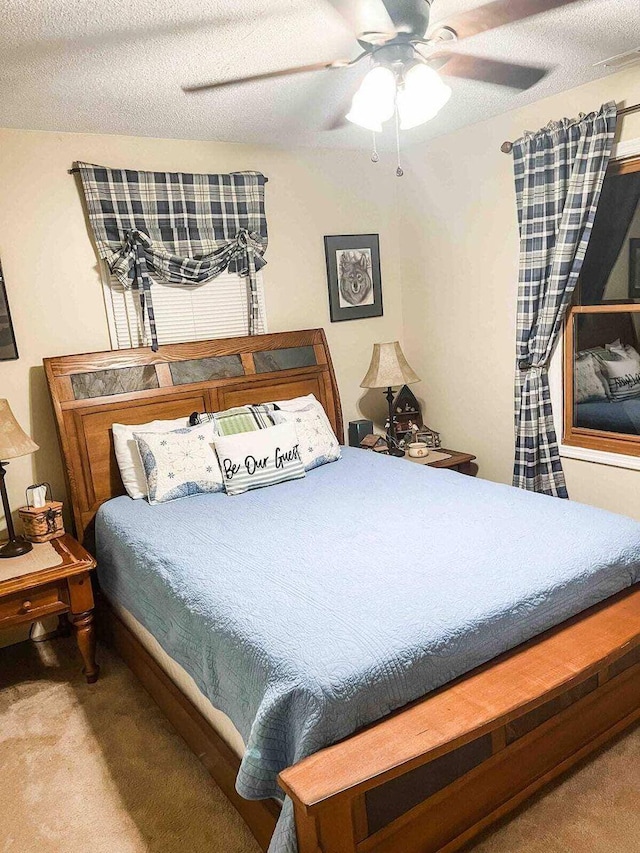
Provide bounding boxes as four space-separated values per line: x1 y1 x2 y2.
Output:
606 340 640 367
113 417 189 499
274 394 320 412
601 355 640 401
213 423 306 496
134 422 223 505
272 404 341 470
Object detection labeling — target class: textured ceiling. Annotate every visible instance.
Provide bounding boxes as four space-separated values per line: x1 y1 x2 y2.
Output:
0 0 638 149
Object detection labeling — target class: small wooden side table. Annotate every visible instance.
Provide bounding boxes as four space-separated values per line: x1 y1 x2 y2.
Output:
0 534 99 682
404 448 477 476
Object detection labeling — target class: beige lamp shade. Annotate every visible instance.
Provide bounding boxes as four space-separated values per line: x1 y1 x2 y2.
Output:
0 399 38 460
360 341 420 389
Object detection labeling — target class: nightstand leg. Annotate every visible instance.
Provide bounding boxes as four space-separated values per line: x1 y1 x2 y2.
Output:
70 609 100 683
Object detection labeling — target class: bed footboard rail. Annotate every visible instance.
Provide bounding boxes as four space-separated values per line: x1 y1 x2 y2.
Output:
279 586 640 853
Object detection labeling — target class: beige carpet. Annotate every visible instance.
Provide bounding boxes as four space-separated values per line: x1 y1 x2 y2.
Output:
1 637 639 853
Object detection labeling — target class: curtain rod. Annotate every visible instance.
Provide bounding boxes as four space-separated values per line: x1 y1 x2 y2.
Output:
500 101 640 154
67 166 267 181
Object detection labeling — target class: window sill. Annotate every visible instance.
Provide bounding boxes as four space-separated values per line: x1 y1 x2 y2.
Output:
560 443 640 472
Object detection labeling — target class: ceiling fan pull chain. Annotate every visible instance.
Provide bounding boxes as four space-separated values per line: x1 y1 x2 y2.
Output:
371 131 380 163
395 107 404 177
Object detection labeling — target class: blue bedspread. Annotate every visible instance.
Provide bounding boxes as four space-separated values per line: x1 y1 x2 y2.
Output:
95 448 640 852
577 399 640 434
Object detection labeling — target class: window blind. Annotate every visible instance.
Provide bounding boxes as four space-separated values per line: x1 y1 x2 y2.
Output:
102 268 267 350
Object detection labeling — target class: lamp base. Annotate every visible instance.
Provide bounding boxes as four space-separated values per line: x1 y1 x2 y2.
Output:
388 446 405 458
0 536 33 558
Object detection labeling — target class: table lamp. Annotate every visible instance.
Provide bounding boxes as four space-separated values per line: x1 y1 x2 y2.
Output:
0 399 39 558
360 342 420 457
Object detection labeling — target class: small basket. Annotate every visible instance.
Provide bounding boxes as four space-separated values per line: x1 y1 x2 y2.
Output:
18 483 65 543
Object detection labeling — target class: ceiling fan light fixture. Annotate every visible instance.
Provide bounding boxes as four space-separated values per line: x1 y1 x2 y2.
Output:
397 63 451 130
345 65 396 132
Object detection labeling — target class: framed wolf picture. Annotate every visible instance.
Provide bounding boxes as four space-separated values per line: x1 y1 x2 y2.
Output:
324 234 383 322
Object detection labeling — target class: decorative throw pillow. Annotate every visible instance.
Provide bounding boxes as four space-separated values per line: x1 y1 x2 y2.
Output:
574 353 610 403
580 345 618 363
272 404 341 470
189 404 276 435
134 423 223 504
213 423 305 496
606 340 640 367
273 394 319 412
113 417 190 499
600 355 640 401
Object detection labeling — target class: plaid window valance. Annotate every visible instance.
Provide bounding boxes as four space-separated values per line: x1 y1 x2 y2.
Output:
77 162 268 351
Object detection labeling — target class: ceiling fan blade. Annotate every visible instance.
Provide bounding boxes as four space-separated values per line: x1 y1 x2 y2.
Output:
432 0 584 42
380 0 431 34
438 54 549 90
183 60 349 93
323 0 396 36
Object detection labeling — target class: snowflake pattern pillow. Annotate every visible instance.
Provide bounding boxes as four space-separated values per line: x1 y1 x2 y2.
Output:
575 352 610 403
134 422 223 504
272 398 341 471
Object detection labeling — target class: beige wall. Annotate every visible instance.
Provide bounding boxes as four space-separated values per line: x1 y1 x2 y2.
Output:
400 65 640 518
0 128 404 538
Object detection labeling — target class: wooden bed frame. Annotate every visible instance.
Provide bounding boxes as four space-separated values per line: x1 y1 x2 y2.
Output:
44 329 640 853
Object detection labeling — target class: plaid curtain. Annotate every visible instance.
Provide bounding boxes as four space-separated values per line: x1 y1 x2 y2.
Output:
513 101 617 497
77 163 268 351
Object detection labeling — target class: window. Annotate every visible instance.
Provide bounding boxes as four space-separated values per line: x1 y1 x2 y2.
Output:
102 268 267 350
564 152 640 457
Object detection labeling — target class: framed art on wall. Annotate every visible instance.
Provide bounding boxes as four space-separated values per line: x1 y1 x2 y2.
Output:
324 234 383 322
0 261 18 361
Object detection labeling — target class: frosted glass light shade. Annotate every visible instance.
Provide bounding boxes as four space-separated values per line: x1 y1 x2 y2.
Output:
397 64 451 130
346 65 396 132
0 399 38 460
360 342 420 389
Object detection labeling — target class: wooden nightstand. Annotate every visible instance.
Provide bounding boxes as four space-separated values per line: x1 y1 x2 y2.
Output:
0 534 99 682
404 448 477 475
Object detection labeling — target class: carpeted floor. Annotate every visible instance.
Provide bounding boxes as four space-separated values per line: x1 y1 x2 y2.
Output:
1 637 639 853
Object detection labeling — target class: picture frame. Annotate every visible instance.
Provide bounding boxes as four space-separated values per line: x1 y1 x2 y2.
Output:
324 234 383 322
629 238 640 300
0 261 18 361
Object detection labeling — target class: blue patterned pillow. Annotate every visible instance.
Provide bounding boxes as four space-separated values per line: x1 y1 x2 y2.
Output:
134 423 223 504
271 403 341 470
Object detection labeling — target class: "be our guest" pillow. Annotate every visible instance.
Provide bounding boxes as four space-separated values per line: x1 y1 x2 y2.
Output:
213 423 305 495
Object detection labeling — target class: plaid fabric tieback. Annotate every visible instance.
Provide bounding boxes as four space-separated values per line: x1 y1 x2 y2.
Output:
124 230 158 351
230 229 264 335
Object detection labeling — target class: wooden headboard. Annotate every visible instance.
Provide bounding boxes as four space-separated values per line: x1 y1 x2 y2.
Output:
44 329 343 546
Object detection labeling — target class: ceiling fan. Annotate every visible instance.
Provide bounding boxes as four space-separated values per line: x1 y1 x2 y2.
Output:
183 0 583 137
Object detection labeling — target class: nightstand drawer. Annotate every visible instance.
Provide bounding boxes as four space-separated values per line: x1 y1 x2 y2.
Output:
0 582 69 627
